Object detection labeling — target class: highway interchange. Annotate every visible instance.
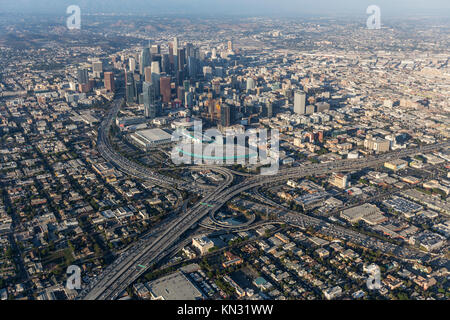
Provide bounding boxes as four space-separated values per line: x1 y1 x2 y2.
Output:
79 98 449 300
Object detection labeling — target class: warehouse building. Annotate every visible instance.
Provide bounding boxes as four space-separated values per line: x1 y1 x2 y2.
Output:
130 128 172 149
341 203 387 225
384 159 408 171
146 271 206 300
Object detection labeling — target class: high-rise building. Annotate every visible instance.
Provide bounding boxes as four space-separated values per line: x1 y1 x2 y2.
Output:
168 43 174 71
177 48 186 72
228 40 233 52
160 76 171 104
77 68 89 85
194 47 201 60
177 86 185 101
212 79 221 95
185 43 193 58
92 61 103 78
203 66 213 79
140 47 151 75
161 54 170 74
143 82 156 119
134 79 143 101
264 100 273 118
144 66 152 83
150 44 160 55
330 173 348 189
294 91 306 114
220 104 232 127
173 37 179 72
246 78 255 91
151 61 161 97
151 53 162 64
215 67 224 78
151 61 161 75
78 83 90 93
364 137 390 153
125 72 136 103
230 76 239 90
305 104 315 115
176 70 185 86
126 83 135 103
104 72 115 92
129 57 137 72
187 56 198 79
185 91 194 108
208 99 216 116
183 80 190 93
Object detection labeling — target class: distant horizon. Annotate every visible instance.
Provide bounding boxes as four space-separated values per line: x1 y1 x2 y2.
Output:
1 0 449 18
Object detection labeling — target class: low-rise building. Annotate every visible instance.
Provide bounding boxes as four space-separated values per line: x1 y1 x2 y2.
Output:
192 235 214 255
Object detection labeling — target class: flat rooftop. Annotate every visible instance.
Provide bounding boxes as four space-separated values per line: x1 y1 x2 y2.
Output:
147 271 205 300
135 128 172 143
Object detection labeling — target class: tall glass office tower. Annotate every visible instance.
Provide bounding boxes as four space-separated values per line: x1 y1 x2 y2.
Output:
294 91 306 115
143 82 156 119
173 37 179 73
140 47 151 76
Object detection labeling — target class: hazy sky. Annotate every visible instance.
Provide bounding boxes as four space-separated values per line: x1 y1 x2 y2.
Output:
1 0 449 16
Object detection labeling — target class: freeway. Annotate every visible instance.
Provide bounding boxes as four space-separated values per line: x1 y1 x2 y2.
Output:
96 99 233 195
81 98 449 299
82 167 234 299
81 99 234 299
202 141 450 224
246 188 428 260
96 99 185 200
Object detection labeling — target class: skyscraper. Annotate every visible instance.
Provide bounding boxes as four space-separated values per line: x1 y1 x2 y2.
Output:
185 91 194 108
129 57 137 72
177 86 185 101
77 68 89 85
144 66 152 83
135 79 143 102
104 72 115 92
160 76 171 104
212 79 221 95
125 71 136 103
176 70 185 86
264 100 273 118
151 61 161 97
150 44 160 55
151 53 162 64
161 54 170 74
185 43 194 59
92 60 103 78
246 78 255 91
183 80 190 93
151 61 161 74
294 91 306 114
177 48 186 72
169 43 174 72
220 104 233 127
187 56 198 79
173 37 179 72
143 82 156 119
227 40 233 52
140 47 151 75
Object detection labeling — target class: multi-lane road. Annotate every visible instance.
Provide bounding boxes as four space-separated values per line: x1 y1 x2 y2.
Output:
80 99 234 299
80 98 449 300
